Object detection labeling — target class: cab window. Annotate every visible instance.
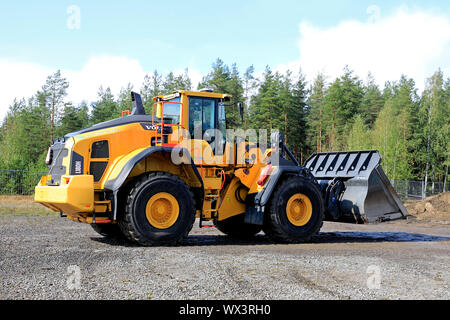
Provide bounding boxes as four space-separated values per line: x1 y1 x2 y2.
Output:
218 101 226 140
159 97 181 124
188 97 216 137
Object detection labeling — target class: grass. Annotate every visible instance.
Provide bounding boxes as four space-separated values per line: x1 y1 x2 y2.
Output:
0 195 55 216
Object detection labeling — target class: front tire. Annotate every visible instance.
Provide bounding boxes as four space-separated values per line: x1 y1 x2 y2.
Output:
263 175 324 243
118 172 196 246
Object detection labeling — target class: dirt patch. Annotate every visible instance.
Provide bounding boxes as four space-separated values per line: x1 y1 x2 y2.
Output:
0 195 53 216
404 192 450 221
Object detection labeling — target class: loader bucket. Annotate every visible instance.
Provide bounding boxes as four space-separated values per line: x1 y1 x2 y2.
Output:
304 150 409 223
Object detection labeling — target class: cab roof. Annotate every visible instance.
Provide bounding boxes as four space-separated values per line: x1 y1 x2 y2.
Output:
153 90 232 101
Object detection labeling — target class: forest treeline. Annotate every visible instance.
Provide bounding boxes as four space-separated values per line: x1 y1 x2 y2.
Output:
0 58 449 184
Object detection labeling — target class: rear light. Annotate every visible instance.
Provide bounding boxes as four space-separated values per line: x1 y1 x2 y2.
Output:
63 177 71 185
45 147 52 165
257 164 273 186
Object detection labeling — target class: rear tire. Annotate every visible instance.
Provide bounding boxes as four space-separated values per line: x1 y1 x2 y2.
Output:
216 214 262 239
118 172 196 246
263 175 324 243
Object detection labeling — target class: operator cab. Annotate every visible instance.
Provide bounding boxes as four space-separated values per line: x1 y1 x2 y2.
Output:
153 90 231 155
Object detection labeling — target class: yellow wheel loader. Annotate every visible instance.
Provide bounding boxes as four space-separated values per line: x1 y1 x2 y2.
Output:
34 90 408 245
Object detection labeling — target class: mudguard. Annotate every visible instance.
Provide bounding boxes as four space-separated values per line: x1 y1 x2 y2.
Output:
103 146 204 220
104 146 202 192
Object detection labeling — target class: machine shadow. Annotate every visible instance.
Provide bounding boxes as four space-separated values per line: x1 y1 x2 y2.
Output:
314 231 450 243
90 231 450 247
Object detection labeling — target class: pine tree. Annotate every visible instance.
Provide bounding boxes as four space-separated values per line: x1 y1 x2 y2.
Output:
197 58 231 92
444 77 450 189
285 69 309 163
198 59 244 129
360 73 384 128
372 99 410 179
391 75 419 179
226 63 244 129
306 73 327 153
242 65 258 130
41 70 69 143
163 70 192 94
322 67 364 151
0 94 51 171
279 71 292 144
419 70 450 184
56 102 89 137
248 66 281 136
0 99 27 168
346 115 371 150
91 86 119 123
174 68 192 91
141 70 164 113
163 72 177 93
118 83 134 113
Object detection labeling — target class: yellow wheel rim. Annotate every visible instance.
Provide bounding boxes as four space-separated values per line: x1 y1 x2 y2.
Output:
286 193 313 227
145 192 179 229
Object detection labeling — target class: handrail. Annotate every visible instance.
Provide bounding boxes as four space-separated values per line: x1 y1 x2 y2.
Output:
219 169 225 190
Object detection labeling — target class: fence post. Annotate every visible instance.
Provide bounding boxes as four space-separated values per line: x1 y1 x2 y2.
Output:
404 180 408 200
421 180 425 200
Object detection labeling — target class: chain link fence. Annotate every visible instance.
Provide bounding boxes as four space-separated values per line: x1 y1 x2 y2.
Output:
0 169 47 195
391 180 449 201
0 169 448 200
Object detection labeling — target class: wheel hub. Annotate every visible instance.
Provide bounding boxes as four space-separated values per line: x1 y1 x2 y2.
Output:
286 193 312 227
145 192 179 229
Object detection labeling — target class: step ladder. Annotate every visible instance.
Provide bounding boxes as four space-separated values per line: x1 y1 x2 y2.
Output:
199 189 220 228
92 200 112 223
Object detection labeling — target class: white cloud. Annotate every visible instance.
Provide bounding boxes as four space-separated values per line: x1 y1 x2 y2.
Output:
66 55 146 104
279 6 450 90
0 60 53 120
0 56 204 122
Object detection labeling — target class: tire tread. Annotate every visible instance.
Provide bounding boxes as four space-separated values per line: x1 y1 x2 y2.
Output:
118 172 196 246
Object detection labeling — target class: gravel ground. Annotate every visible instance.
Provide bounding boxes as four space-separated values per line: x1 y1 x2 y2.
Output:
0 214 449 300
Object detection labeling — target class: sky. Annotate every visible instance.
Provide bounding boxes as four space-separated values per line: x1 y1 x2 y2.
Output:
0 0 449 121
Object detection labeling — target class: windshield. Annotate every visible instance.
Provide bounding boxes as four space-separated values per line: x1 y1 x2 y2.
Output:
155 98 181 124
